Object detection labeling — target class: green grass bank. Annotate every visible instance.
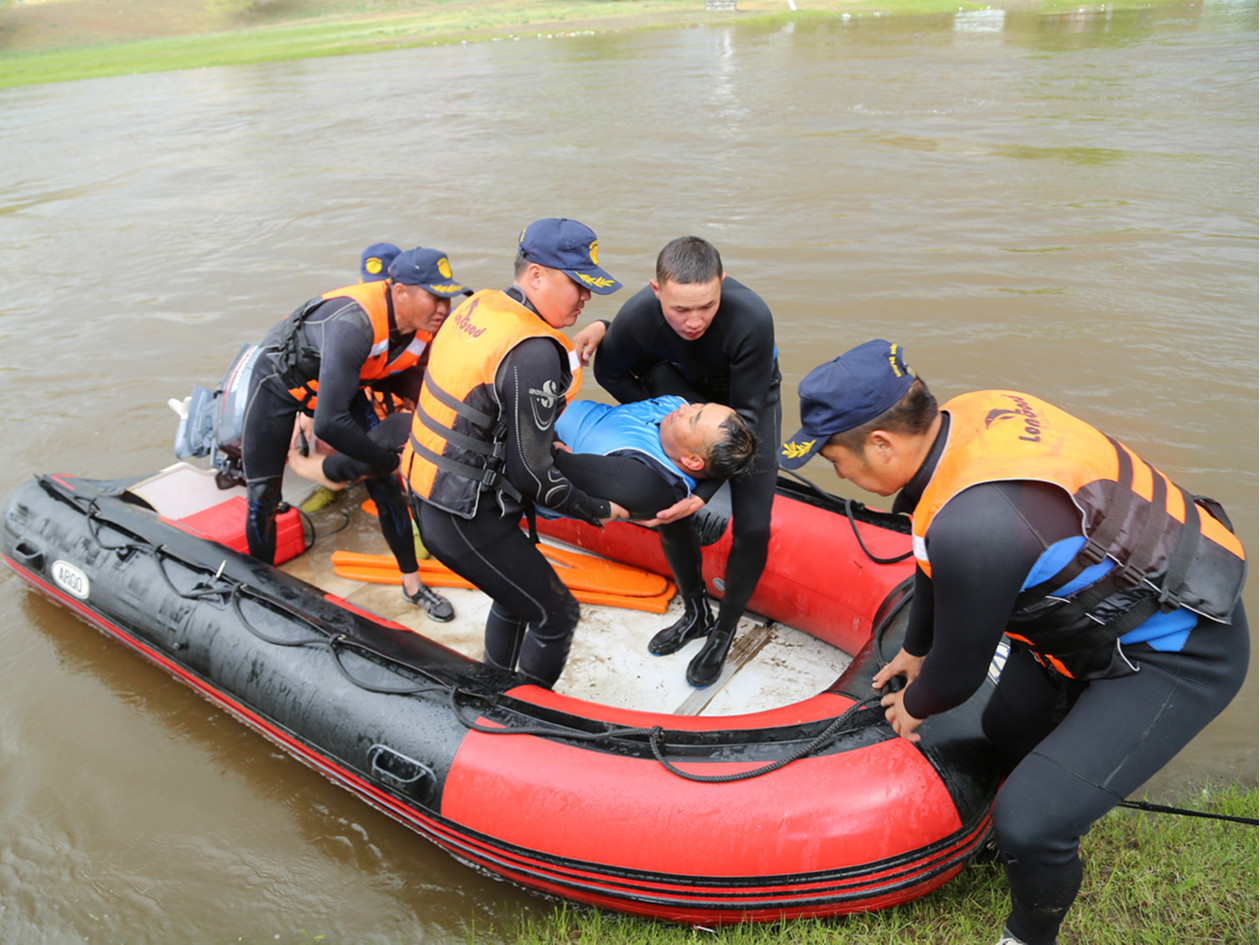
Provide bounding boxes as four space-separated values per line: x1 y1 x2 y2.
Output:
0 0 1186 90
498 783 1257 944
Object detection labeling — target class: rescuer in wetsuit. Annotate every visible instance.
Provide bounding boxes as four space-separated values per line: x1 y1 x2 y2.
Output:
572 236 781 688
779 339 1250 945
401 219 631 688
240 247 468 622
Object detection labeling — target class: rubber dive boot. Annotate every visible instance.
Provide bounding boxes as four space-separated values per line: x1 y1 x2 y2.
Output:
686 621 737 688
648 593 714 656
483 604 525 672
516 630 571 690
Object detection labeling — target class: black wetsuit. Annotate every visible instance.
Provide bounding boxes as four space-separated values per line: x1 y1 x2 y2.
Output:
241 296 421 569
410 333 612 688
593 277 782 631
894 416 1250 945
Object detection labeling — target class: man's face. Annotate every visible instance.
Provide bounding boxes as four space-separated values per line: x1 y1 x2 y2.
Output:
394 284 450 335
530 266 592 329
652 276 723 341
659 401 736 473
819 439 900 496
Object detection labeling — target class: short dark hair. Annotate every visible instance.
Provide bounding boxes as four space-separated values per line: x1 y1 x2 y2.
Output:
656 236 723 286
704 411 758 480
828 378 938 453
513 246 530 279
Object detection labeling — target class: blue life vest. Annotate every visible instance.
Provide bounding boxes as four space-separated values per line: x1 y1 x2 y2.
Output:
556 397 696 495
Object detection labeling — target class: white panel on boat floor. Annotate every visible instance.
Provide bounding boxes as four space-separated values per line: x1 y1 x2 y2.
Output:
278 482 854 717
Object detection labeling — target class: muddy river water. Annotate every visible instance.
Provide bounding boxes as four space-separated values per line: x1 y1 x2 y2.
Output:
0 2 1255 940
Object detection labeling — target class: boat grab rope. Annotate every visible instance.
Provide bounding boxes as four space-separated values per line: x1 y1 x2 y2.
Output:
79 497 455 698
448 685 887 783
65 483 1259 810
778 470 912 565
646 694 885 783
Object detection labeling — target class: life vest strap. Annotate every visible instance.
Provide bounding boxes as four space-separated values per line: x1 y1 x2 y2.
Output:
406 432 524 505
269 297 324 390
422 373 499 434
286 379 318 410
413 401 506 461
1064 466 1169 617
1015 437 1138 606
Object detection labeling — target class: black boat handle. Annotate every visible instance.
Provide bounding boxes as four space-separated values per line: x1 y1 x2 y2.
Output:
11 540 45 571
368 744 434 791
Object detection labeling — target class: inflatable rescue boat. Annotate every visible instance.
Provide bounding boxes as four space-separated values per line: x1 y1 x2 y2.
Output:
1 463 1002 923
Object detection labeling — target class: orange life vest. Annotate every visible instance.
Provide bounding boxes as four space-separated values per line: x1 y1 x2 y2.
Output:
403 288 581 518
914 390 1246 679
275 281 431 410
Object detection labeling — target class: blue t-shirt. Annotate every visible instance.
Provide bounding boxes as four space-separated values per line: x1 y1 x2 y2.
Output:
555 396 696 495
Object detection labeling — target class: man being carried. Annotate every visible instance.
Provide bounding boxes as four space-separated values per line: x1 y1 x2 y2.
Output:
554 395 758 519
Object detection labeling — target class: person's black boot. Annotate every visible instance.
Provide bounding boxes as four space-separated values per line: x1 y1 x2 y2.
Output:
648 593 714 656
483 604 525 672
516 630 571 690
686 621 736 687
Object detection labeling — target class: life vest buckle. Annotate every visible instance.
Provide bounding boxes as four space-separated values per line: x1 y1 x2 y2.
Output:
1156 582 1181 611
1077 537 1109 566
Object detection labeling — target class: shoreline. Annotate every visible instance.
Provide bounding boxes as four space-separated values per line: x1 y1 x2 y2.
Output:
0 0 1181 90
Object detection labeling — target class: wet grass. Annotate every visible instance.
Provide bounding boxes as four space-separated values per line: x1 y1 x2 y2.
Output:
0 0 1193 90
499 782 1258 945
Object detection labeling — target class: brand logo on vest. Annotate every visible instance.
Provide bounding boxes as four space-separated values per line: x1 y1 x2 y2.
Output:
452 302 485 338
985 394 1042 442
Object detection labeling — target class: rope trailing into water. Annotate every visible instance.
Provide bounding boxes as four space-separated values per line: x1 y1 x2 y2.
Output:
1116 798 1257 826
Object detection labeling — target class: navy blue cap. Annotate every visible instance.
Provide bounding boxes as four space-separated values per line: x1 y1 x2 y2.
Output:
779 340 915 470
360 242 400 282
387 247 468 297
518 218 621 295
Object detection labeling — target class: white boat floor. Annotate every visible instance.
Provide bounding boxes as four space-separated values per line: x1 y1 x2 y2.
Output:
136 463 853 717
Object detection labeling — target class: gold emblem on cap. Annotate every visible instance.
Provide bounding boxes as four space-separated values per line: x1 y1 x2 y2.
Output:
781 439 816 459
438 256 453 279
588 240 599 265
366 257 383 274
577 272 615 289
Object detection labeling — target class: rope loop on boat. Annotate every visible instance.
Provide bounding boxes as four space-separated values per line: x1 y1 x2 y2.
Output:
645 694 885 783
449 686 888 783
448 686 663 742
327 634 449 696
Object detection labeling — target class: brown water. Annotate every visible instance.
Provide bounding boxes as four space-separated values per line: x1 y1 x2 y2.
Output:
1 4 1256 941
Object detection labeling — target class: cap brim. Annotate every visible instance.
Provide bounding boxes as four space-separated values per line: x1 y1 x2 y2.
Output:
424 281 470 298
778 428 826 470
567 268 622 296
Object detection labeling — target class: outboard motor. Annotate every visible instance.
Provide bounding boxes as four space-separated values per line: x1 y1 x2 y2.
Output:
171 343 264 489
